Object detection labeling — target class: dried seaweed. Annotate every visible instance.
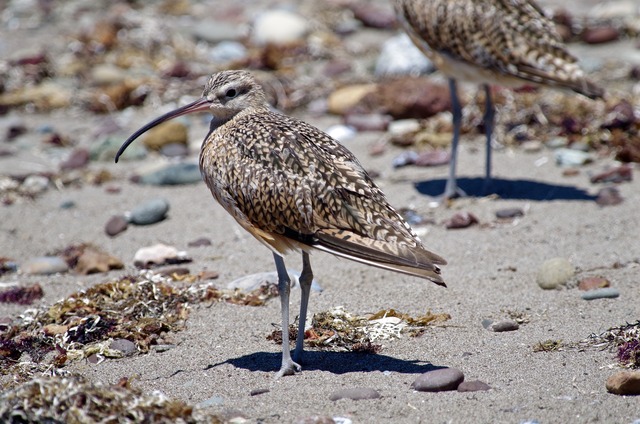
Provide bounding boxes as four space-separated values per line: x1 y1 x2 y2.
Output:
0 284 43 305
533 339 564 352
0 374 222 423
269 306 450 353
579 321 640 368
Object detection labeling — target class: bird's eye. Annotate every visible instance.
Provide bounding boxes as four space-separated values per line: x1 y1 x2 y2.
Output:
225 88 237 98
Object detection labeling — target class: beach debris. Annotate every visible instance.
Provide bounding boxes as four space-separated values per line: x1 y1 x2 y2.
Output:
445 211 478 229
577 321 640 368
581 287 620 301
536 257 575 290
0 375 222 423
133 243 191 268
412 367 465 392
578 276 610 291
329 387 381 401
533 340 564 352
21 256 69 275
55 243 124 275
589 164 632 184
0 284 43 305
554 148 593 167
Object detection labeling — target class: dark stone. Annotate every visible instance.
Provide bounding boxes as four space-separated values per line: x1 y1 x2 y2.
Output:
412 368 464 392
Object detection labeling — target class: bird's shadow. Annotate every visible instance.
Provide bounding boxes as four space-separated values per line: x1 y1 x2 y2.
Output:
414 177 596 201
206 351 444 374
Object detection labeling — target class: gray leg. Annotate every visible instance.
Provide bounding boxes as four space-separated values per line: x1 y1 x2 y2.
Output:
482 84 495 194
273 253 301 378
444 78 466 199
293 252 313 364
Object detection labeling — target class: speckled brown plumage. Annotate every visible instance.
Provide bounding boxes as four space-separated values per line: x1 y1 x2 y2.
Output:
394 0 603 97
115 70 446 377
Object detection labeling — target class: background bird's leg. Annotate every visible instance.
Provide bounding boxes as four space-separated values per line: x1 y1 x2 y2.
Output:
444 78 466 199
482 84 495 194
293 252 313 364
273 253 301 378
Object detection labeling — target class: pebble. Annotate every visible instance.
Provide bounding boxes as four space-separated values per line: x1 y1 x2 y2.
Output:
554 148 593 167
142 120 188 151
228 270 322 293
457 380 491 392
349 2 396 29
521 140 543 153
375 33 434 77
250 388 270 396
159 143 189 158
392 150 419 168
138 163 202 185
536 257 575 290
60 148 90 170
589 164 632 184
495 207 524 219
133 243 190 268
388 119 421 136
188 237 212 247
128 198 170 225
445 212 479 229
327 84 377 116
595 186 624 206
191 20 246 44
578 276 610 291
109 338 137 355
414 150 450 167
412 367 464 392
19 175 49 196
605 371 640 395
293 416 336 424
91 136 147 162
581 287 620 301
582 26 620 44
105 215 128 236
21 256 69 275
208 41 248 64
251 9 309 45
344 113 392 132
59 200 76 209
491 320 520 332
325 125 356 142
329 387 381 401
361 77 450 119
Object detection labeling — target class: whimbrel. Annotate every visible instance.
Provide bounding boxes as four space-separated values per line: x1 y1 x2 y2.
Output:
115 70 446 377
393 0 604 199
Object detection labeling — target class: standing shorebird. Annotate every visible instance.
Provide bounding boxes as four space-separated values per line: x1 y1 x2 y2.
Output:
393 0 604 199
115 70 446 377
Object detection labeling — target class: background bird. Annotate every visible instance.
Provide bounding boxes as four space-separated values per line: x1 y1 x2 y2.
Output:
115 70 447 377
393 0 604 199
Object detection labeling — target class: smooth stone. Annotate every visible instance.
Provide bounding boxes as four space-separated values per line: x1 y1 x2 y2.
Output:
605 371 640 395
251 9 309 45
375 33 434 77
139 163 202 185
91 136 147 162
554 148 593 167
21 256 69 275
481 319 493 330
325 125 356 142
208 41 248 63
327 84 377 116
60 148 90 170
187 237 212 247
59 200 76 209
581 287 620 300
20 175 49 196
546 137 568 149
596 186 624 206
91 64 129 85
191 20 245 44
392 150 419 168
228 270 322 293
142 120 188 151
105 215 128 236
536 257 575 290
521 140 543 153
197 395 224 408
344 113 392 132
110 338 137 355
329 387 381 401
249 388 270 396
129 198 170 225
159 142 189 158
578 276 611 291
589 164 632 184
445 212 479 229
388 119 421 136
412 367 464 392
491 320 520 332
496 207 524 219
457 380 491 392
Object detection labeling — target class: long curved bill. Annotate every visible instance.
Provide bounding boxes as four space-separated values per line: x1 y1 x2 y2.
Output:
115 97 212 163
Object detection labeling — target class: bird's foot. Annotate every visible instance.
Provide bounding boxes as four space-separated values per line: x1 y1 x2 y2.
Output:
442 185 467 202
274 358 301 379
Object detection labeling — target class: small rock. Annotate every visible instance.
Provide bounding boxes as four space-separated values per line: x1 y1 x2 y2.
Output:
581 287 620 301
105 215 128 237
595 186 623 206
329 387 381 401
414 150 450 167
445 212 478 229
375 33 434 77
495 207 524 219
554 148 593 167
188 237 212 247
521 140 543 153
412 367 464 392
59 200 76 209
142 120 188 151
251 9 309 45
91 136 147 162
578 276 610 291
293 416 336 424
605 371 640 395
457 380 491 392
601 100 635 130
392 150 419 168
348 2 395 28
536 257 575 290
21 256 69 275
250 388 270 396
582 26 619 44
589 164 632 184
344 113 392 132
60 148 90 170
159 142 189 158
208 41 248 63
198 270 220 280
133 243 191 268
327 84 377 116
19 175 49 196
388 119 421 136
192 20 246 44
128 198 170 225
491 320 520 332
325 125 356 142
138 163 202 185
110 338 137 355
228 270 322 293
